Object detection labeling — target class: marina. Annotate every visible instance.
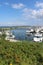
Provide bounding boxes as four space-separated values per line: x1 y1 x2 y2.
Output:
0 27 43 42
0 0 43 64
9 28 43 42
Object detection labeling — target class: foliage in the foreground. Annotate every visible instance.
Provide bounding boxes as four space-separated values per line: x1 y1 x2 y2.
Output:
0 39 43 65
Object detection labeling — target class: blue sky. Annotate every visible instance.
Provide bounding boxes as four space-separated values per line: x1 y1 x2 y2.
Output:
0 0 43 26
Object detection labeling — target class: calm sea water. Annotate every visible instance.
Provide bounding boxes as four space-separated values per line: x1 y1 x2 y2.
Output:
11 29 34 41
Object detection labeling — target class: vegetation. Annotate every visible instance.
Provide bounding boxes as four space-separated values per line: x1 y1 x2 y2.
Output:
0 37 43 65
0 28 43 65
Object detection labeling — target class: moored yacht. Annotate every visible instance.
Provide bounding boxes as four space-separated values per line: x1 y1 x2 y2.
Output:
26 29 35 36
5 30 15 41
33 33 43 42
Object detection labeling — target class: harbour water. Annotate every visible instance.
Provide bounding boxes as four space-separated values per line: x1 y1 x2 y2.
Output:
11 29 33 41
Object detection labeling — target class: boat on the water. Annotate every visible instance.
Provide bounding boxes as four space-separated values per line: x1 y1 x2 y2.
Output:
33 33 43 42
5 30 15 41
26 29 35 36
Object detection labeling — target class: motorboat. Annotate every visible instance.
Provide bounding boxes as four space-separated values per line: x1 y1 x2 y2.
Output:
26 29 35 36
33 33 43 42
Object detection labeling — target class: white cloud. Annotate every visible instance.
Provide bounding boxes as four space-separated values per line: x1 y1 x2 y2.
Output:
23 8 43 19
32 9 43 19
22 8 33 19
12 3 25 9
0 2 25 9
22 1 43 20
0 2 9 6
4 2 9 6
35 2 43 8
